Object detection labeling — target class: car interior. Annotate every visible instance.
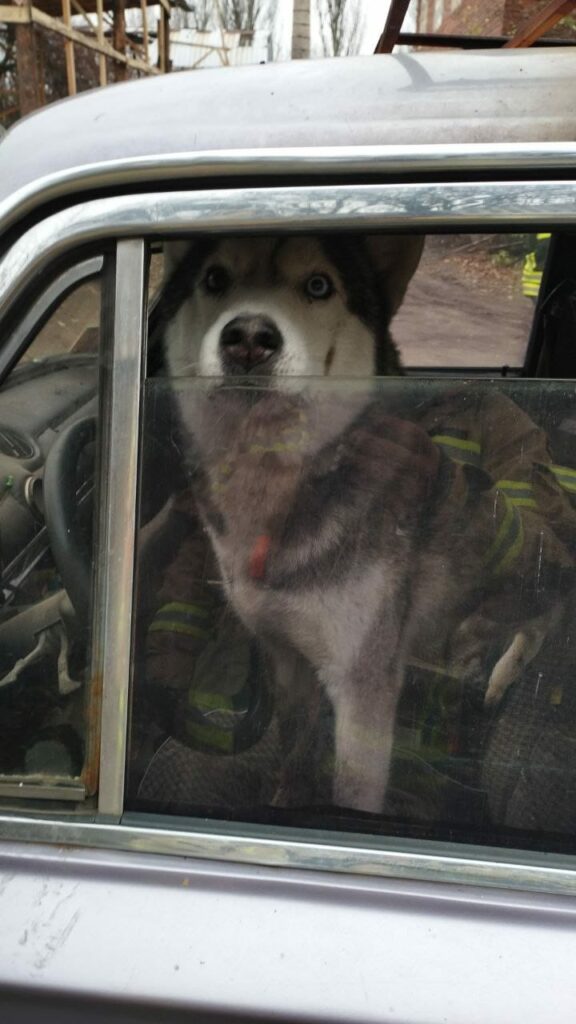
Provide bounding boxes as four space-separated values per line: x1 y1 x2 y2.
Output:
1 228 576 856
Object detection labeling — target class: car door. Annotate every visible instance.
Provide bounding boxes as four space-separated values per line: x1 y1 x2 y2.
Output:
1 170 576 1023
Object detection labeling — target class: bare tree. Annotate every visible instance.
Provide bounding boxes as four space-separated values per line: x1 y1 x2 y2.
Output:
172 1 272 34
191 0 213 30
169 1 213 31
316 0 363 56
218 0 270 32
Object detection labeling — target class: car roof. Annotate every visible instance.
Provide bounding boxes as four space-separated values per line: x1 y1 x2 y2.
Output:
1 48 576 238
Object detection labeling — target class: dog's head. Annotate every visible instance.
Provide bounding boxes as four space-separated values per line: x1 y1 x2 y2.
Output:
160 234 423 382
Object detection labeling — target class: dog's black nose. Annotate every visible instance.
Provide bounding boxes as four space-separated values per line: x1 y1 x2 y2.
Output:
220 315 282 372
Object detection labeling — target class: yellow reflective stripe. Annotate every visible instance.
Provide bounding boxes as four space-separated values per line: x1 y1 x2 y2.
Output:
184 719 234 753
148 621 211 639
194 691 235 712
495 480 537 509
493 514 524 575
157 601 212 619
484 495 524 574
431 435 480 454
551 464 576 479
537 233 551 240
522 252 541 295
150 601 215 634
507 497 537 508
484 497 515 566
431 434 481 467
496 479 530 490
550 464 576 493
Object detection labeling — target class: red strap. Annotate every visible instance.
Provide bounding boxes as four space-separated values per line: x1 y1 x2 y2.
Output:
249 534 271 581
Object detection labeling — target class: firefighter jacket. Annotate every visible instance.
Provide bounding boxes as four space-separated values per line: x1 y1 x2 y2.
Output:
141 388 576 753
522 233 551 299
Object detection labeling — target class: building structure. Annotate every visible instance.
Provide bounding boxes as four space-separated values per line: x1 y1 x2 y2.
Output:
415 0 576 40
0 0 171 124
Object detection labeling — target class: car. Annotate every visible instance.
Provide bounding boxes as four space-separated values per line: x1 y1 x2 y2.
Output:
2 46 576 1023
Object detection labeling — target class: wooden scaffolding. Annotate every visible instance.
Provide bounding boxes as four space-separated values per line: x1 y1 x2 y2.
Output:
0 0 171 121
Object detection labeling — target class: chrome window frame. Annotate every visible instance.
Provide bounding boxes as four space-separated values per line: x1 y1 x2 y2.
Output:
2 141 576 239
2 181 576 316
1 179 576 894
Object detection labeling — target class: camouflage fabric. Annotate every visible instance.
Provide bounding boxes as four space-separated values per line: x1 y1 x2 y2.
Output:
133 391 576 830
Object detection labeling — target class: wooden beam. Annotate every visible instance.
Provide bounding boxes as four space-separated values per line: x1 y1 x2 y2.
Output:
31 6 160 74
62 0 77 95
140 0 149 63
15 19 44 114
503 0 576 48
0 4 29 22
156 5 169 71
156 10 164 70
112 0 126 81
375 0 411 54
161 5 170 71
95 0 107 86
397 30 576 48
70 0 96 34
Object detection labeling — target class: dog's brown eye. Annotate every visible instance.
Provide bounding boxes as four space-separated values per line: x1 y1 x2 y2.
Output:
305 273 333 300
204 265 230 294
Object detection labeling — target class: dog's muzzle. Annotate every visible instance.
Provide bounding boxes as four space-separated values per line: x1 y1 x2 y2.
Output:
220 314 283 374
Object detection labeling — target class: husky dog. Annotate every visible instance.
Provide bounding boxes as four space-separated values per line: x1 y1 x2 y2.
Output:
159 235 554 814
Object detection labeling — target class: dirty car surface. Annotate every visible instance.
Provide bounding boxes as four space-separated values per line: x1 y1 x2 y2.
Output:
2 48 576 1024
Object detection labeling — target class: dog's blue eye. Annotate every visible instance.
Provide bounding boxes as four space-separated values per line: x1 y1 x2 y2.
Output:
204 266 230 294
305 274 333 300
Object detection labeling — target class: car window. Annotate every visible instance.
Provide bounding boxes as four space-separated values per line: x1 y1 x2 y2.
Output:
125 229 576 855
394 234 539 370
0 268 101 800
23 279 100 362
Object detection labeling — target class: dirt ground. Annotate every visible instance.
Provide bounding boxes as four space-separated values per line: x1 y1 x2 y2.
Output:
25 279 100 361
393 236 534 369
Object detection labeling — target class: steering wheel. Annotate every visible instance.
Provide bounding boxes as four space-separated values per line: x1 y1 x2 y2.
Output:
42 415 96 621
42 404 184 622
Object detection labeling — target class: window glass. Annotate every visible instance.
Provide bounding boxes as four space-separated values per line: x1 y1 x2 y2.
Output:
394 234 541 369
23 279 100 362
0 270 101 797
127 231 576 853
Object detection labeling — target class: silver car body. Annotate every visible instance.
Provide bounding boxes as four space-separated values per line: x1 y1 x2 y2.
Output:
1 48 576 1023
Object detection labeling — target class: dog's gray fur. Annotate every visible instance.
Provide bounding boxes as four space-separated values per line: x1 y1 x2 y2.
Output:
160 234 551 813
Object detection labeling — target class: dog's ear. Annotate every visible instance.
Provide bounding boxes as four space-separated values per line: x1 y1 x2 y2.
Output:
149 239 216 364
163 240 193 277
365 235 425 316
157 238 217 320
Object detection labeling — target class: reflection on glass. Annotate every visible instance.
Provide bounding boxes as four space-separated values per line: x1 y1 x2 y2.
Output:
0 282 100 789
24 280 101 362
130 376 576 848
